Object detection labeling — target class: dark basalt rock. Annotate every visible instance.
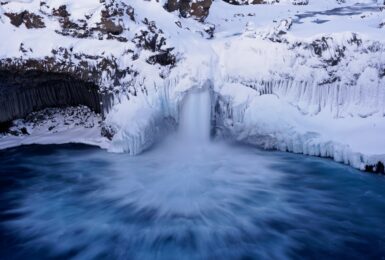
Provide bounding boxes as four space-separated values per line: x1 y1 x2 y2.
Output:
164 0 212 22
133 19 176 66
0 70 111 123
101 123 117 140
204 24 216 39
310 37 346 66
5 11 45 29
0 50 135 93
52 5 70 18
147 49 176 66
0 121 12 134
98 18 123 35
99 8 124 35
365 162 385 174
52 3 131 41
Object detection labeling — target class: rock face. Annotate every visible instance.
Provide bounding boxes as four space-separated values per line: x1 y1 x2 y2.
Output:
164 0 213 21
4 11 45 28
0 70 111 123
50 2 133 41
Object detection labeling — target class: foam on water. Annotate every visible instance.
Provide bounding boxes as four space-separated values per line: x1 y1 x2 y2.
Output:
1 143 385 259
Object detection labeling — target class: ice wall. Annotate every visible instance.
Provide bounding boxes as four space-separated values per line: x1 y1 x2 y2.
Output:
215 81 385 172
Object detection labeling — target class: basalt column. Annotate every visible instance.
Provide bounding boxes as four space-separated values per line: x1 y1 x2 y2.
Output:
0 70 111 123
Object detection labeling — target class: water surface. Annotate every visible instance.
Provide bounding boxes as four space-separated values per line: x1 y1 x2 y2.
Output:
1 142 385 259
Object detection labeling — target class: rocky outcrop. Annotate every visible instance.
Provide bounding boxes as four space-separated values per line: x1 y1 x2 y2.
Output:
164 0 212 21
0 51 134 93
4 11 45 29
50 3 132 41
365 162 385 174
0 70 111 123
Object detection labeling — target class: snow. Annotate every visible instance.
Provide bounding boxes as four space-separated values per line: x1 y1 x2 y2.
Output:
0 127 108 150
0 0 384 170
217 87 385 169
0 106 109 150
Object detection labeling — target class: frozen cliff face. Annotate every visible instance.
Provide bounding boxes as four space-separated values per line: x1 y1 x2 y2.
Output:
213 34 385 118
0 0 384 171
208 0 385 171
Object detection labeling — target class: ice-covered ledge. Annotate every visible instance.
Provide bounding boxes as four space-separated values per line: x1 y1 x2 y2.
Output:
215 82 385 173
0 106 110 151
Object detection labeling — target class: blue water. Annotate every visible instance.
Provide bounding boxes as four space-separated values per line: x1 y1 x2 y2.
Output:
0 142 385 259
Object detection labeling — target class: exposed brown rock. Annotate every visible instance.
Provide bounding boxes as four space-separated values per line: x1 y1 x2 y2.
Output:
5 11 45 29
166 0 180 12
52 5 70 17
98 18 123 35
165 0 212 21
51 3 130 41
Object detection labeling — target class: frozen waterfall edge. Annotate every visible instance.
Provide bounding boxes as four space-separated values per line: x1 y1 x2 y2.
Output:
214 80 385 174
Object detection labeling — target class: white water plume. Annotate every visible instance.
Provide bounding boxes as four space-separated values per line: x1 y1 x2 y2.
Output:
178 88 212 144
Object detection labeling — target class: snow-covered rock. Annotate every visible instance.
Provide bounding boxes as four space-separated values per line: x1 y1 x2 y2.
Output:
0 0 384 172
0 106 108 149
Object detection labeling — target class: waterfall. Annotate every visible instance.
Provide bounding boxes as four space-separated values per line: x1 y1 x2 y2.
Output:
179 88 211 143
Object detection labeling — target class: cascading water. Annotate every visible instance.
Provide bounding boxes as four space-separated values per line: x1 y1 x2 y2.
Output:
178 88 211 144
